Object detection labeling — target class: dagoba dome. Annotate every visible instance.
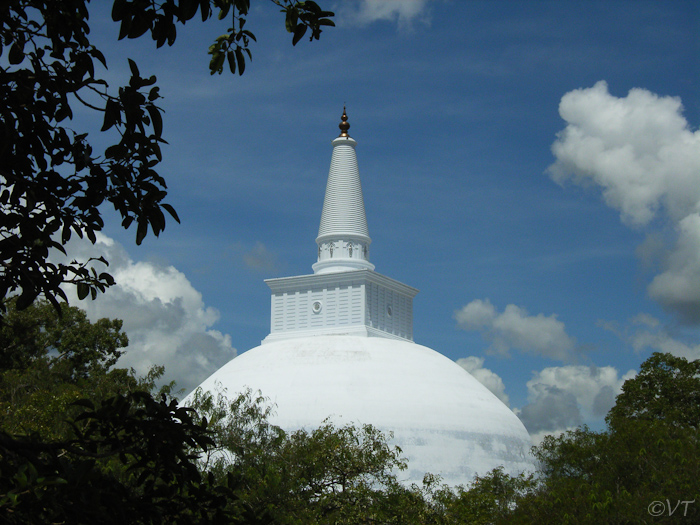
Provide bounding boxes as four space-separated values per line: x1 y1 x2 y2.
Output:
187 110 534 486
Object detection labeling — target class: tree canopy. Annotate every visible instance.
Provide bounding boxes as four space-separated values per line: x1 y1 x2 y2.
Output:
0 298 237 523
0 0 334 313
510 352 700 523
606 351 700 430
3 299 697 523
189 387 416 524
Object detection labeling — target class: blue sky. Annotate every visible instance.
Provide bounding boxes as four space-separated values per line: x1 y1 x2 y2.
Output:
60 0 699 442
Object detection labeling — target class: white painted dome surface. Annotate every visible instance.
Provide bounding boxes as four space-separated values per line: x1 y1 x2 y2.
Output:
189 335 534 487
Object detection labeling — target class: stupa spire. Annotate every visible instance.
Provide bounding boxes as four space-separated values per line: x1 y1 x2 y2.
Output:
312 109 374 274
339 106 350 137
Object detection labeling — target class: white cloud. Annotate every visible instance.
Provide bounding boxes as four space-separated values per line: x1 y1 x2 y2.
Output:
339 0 431 29
455 356 509 406
455 299 576 360
518 384 581 440
53 233 236 395
647 214 700 323
548 81 700 226
518 365 635 441
630 329 700 361
547 81 700 323
602 313 700 362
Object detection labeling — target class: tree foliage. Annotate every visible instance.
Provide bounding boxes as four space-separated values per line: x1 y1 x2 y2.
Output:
7 303 698 523
510 352 700 524
607 351 700 430
431 467 535 524
0 296 136 439
189 387 424 524
188 387 543 524
0 0 334 313
0 392 235 524
0 298 240 523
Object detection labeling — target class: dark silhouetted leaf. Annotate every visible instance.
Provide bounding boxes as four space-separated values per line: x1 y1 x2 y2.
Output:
235 47 245 75
136 219 148 245
161 203 180 223
77 282 89 300
292 24 307 46
227 50 236 74
8 41 25 64
146 105 162 137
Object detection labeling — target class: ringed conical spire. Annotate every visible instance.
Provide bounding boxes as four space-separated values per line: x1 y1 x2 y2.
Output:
313 109 374 274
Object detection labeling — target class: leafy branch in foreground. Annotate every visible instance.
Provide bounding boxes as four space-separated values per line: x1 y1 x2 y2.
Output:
0 1 334 315
0 392 237 524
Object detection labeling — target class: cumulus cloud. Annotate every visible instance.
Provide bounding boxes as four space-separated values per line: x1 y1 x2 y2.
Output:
456 356 509 406
547 81 700 323
455 299 576 360
518 385 581 441
339 0 431 29
647 214 700 323
519 365 635 442
52 233 236 394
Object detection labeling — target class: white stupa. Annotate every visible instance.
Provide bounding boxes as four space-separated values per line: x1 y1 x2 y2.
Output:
189 110 534 486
